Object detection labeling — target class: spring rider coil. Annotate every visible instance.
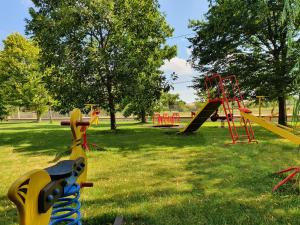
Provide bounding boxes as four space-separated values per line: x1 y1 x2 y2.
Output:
50 183 81 224
7 109 93 225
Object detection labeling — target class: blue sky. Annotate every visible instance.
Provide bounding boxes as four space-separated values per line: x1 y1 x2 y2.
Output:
0 0 209 103
159 0 209 102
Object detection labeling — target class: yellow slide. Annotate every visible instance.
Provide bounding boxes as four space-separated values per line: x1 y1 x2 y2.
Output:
240 111 300 145
180 101 221 134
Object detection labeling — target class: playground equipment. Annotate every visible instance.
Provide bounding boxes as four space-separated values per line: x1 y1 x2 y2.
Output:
7 108 123 225
85 104 100 125
240 111 300 145
256 96 266 118
172 112 181 124
81 104 101 151
239 111 300 191
180 74 256 144
191 112 196 118
7 109 92 225
181 74 300 144
152 112 181 127
210 109 227 128
181 73 300 191
153 113 163 125
90 107 100 125
80 123 100 152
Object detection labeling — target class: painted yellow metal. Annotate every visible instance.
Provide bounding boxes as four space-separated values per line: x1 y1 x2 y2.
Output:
256 96 266 117
7 170 52 225
70 108 84 144
276 123 294 131
7 108 88 225
85 104 100 125
240 111 300 145
90 113 100 125
69 108 88 183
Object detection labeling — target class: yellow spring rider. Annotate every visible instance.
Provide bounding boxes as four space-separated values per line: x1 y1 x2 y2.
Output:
7 109 93 225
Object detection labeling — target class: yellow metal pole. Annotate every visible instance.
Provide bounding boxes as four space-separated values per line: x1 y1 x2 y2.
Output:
259 97 261 117
256 96 265 118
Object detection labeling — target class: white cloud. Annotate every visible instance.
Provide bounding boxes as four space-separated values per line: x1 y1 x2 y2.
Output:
161 57 198 103
161 57 195 76
186 48 192 56
170 86 196 104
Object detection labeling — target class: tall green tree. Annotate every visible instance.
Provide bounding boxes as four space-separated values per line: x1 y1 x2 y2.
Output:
0 33 53 122
0 63 8 121
122 71 177 123
122 74 167 123
284 0 300 128
156 92 186 112
189 0 300 125
27 0 175 130
0 99 8 121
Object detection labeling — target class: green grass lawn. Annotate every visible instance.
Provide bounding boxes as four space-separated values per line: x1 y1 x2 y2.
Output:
1 121 300 225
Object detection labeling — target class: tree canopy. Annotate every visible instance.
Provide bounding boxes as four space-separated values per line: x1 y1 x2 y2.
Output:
155 92 188 112
27 0 176 129
0 33 53 122
189 0 300 125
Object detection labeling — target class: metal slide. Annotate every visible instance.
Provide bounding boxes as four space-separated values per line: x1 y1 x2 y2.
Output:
180 101 222 134
240 111 300 145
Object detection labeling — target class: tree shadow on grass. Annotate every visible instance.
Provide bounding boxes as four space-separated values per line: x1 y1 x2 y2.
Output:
3 138 300 225
80 187 197 225
184 142 300 224
4 193 298 225
0 123 230 156
82 139 300 225
0 122 299 157
79 188 300 225
0 128 71 156
0 124 60 131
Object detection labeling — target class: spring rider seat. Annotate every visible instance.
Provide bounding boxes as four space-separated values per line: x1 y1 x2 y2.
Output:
7 109 93 225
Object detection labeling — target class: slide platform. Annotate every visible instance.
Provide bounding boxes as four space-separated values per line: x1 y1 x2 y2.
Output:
180 101 221 134
240 111 300 145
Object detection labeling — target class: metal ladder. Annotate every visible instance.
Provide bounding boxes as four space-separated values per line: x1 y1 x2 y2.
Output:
205 74 256 144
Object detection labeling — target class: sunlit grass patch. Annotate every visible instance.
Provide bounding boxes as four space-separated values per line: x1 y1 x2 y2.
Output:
1 121 300 224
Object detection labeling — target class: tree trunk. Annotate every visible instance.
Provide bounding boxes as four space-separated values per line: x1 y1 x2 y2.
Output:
108 95 116 130
141 110 147 123
37 111 42 123
278 96 287 126
106 71 116 130
17 107 20 119
49 106 53 124
109 109 116 130
110 110 116 130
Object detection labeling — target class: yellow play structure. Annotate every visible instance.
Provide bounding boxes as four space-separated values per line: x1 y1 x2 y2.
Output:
7 109 92 225
240 111 300 145
85 104 100 125
7 109 124 224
